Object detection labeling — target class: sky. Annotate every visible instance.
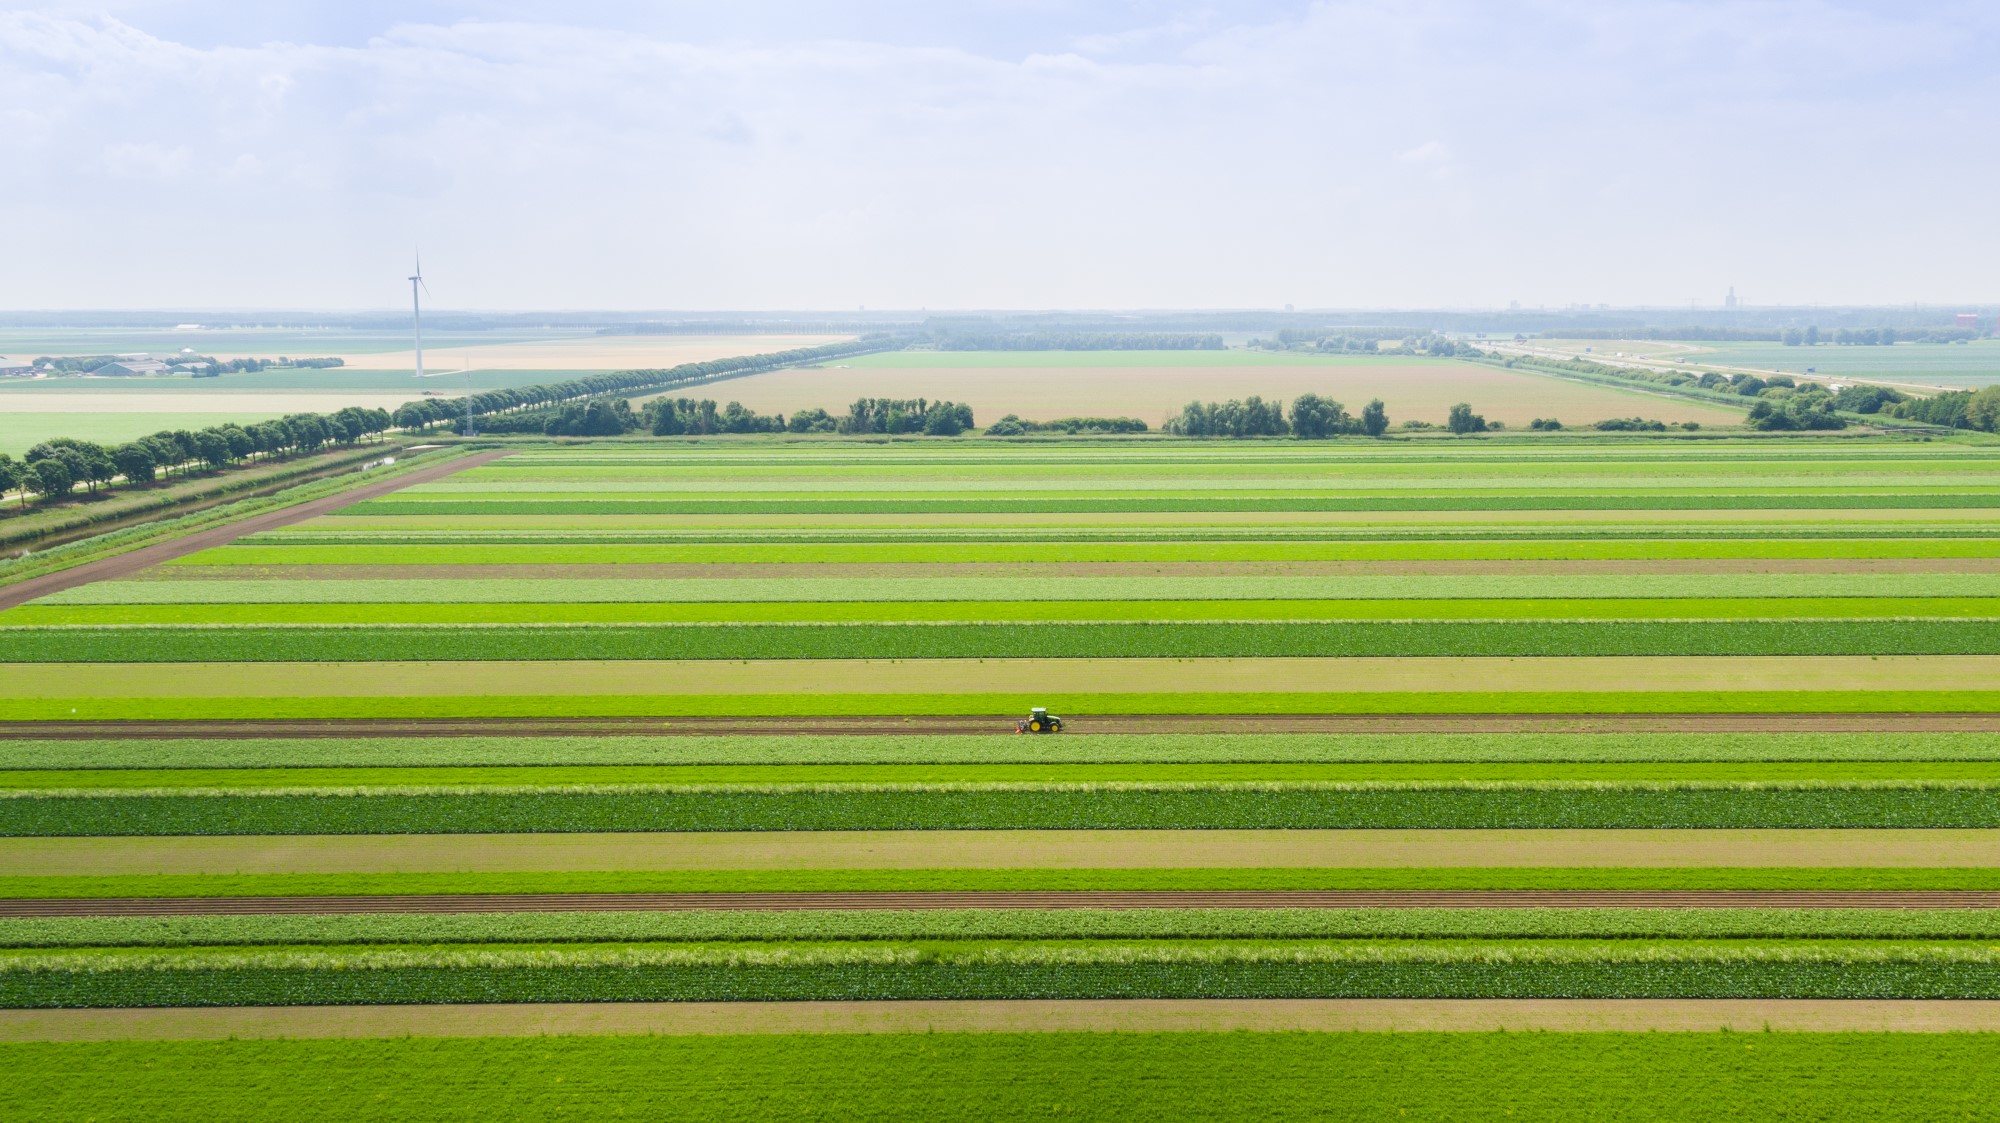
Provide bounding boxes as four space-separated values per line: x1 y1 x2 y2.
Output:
2 1 1996 311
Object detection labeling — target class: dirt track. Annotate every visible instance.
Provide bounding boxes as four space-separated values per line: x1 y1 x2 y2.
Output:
10 889 2000 917
12 712 2000 739
0 449 509 612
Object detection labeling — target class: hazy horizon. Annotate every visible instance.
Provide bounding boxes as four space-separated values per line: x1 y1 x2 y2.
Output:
5 1 1995 311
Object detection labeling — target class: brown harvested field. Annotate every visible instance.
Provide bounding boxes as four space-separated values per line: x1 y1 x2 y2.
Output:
146 558 2000 581
10 829 1999 876
10 655 2000 698
10 998 2000 1041
336 334 853 372
680 355 1743 427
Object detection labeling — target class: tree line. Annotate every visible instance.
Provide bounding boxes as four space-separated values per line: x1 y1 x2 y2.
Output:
984 415 1148 435
1882 386 2000 432
397 337 901 434
1163 395 1389 438
0 407 392 509
502 397 981 439
32 354 345 374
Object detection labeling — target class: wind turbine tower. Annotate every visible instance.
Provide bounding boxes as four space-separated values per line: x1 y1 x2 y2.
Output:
408 255 427 379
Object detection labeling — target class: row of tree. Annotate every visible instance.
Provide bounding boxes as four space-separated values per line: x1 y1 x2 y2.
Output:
932 332 1223 351
0 407 393 508
503 397 981 439
1558 327 1983 344
1163 395 1390 438
32 354 343 373
1781 327 1911 346
401 337 901 434
1883 386 2000 432
984 415 1149 435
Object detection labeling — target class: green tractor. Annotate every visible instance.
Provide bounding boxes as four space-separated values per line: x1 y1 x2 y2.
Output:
1015 707 1064 734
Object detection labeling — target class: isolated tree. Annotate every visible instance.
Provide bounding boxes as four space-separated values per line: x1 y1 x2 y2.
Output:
1360 399 1389 437
1804 325 1821 346
1446 402 1487 434
0 455 19 507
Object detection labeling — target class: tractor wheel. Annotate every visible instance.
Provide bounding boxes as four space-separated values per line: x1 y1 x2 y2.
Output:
1049 718 1063 733
1029 720 1043 732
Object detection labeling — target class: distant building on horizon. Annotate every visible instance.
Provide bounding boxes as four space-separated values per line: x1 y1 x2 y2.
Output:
95 358 170 376
1724 286 1738 309
0 356 34 376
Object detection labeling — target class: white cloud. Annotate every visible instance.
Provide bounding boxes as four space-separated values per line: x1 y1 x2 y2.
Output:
97 140 192 179
0 3 1995 308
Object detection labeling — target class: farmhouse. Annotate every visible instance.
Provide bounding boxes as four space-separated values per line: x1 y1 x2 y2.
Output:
95 358 170 376
0 356 35 376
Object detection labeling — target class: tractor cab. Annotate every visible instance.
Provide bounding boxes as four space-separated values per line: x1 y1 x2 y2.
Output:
1016 707 1063 734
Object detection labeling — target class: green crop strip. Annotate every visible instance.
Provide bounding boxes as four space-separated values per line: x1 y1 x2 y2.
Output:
15 939 2000 1007
15 1034 1995 1122
13 690 2000 721
12 783 2000 835
42 573 2000 602
13 620 2000 662
27 595 2000 627
13 731 1999 770
175 536 2000 565
13 867 2000 900
346 494 2000 514
20 761 2000 790
17 907 2000 949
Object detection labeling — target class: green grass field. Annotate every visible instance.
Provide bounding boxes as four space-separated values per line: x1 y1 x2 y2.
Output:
1678 339 2000 388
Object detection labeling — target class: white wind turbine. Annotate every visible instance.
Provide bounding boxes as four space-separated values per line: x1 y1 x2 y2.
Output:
408 253 428 379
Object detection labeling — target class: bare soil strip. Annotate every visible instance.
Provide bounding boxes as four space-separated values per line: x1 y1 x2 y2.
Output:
0 449 512 611
12 830 2000 876
10 999 2000 1040
143 558 2000 580
11 889 2000 917
11 712 2000 740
